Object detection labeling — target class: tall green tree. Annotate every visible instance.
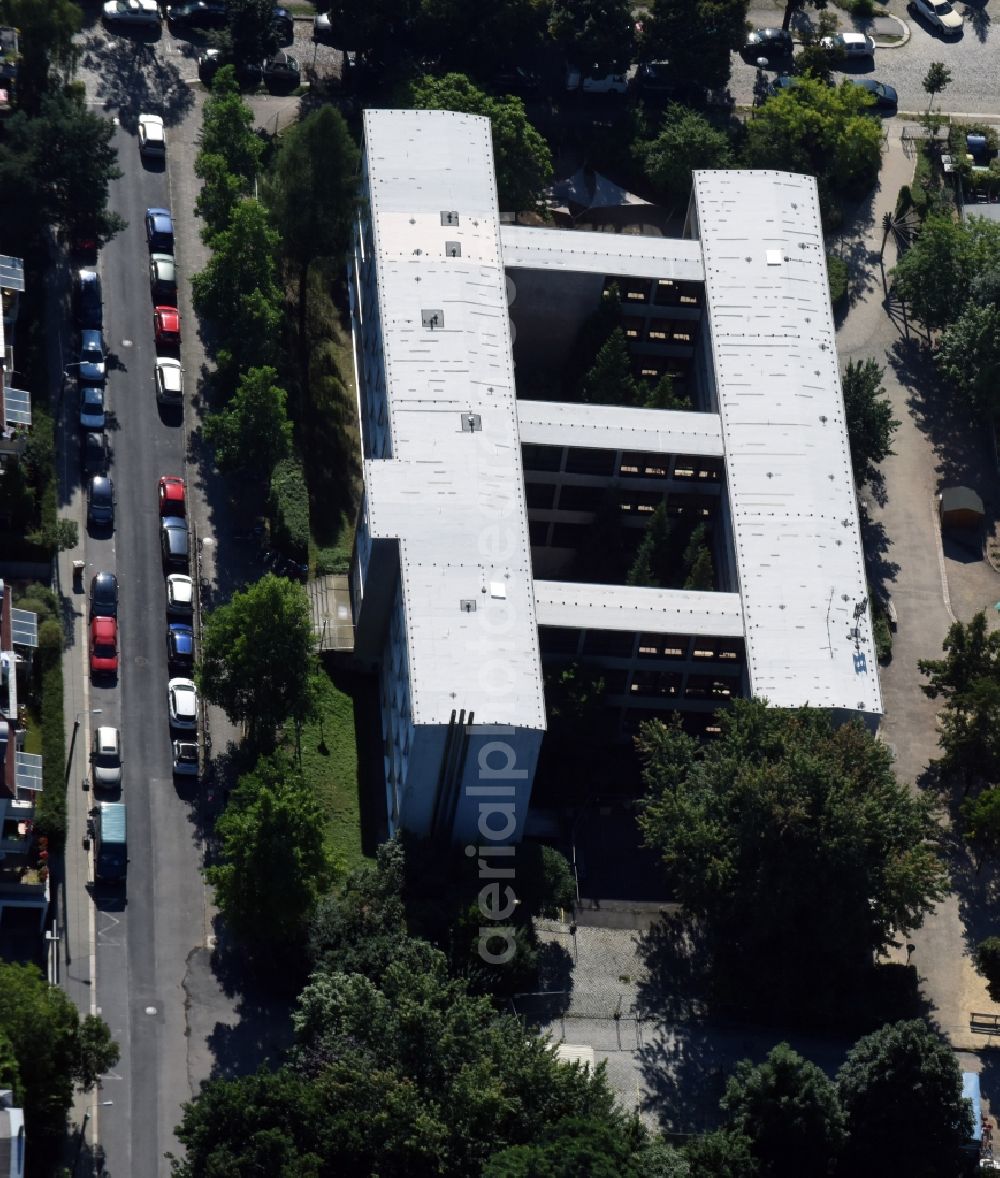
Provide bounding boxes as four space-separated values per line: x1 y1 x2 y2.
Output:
841 358 899 485
411 73 552 212
418 0 547 77
224 0 279 64
644 372 690 410
483 1117 643 1177
937 301 1000 417
198 573 317 746
208 755 332 951
193 152 247 243
962 788 1000 864
0 0 81 115
682 1129 757 1175
922 61 951 113
720 1043 846 1176
200 66 264 182
319 0 419 56
893 214 1000 331
202 365 292 480
836 1020 972 1177
744 78 882 202
582 327 640 406
548 0 635 69
641 0 748 92
639 106 733 209
637 702 948 1016
973 937 1000 1002
682 522 713 591
628 502 673 587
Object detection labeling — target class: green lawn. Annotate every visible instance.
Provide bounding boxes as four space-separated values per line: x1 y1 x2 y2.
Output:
295 671 366 877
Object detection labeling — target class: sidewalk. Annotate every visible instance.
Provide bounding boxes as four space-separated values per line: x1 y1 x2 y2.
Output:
834 125 1000 1049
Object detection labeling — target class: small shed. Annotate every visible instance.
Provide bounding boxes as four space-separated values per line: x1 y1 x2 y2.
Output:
940 485 985 530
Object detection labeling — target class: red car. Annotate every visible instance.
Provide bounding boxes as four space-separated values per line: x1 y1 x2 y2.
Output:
158 475 186 516
154 305 180 348
89 616 119 676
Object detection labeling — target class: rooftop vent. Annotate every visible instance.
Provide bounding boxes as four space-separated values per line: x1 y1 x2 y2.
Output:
460 599 477 613
445 241 461 257
440 210 460 227
461 413 482 433
422 309 444 330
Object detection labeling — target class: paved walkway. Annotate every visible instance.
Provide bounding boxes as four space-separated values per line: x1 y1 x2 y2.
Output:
834 124 1000 1049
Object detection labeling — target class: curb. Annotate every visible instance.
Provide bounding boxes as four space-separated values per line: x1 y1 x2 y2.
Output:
872 13 911 47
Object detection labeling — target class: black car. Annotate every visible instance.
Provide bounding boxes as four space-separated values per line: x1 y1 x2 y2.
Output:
742 27 794 62
160 516 189 568
166 1 227 31
90 571 118 619
850 78 898 111
81 430 109 479
167 623 195 671
251 50 300 89
75 270 103 331
490 65 541 96
88 476 115 530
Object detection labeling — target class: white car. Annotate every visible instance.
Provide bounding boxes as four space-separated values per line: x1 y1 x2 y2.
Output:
103 0 161 28
168 678 198 729
138 114 165 157
91 726 123 790
172 739 199 777
155 356 183 406
165 573 194 616
821 31 876 58
909 0 963 32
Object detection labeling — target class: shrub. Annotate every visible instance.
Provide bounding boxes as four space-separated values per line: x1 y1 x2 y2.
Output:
34 652 65 849
828 254 849 309
269 457 310 559
975 937 1000 1002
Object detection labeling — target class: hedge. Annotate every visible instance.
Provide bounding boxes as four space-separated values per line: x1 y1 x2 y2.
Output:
269 456 310 559
34 650 66 849
827 254 849 310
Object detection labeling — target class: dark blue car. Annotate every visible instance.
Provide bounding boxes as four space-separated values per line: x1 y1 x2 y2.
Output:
145 207 174 252
167 622 195 671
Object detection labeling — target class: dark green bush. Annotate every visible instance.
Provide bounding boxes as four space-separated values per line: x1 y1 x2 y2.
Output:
269 457 310 559
827 254 849 309
34 652 65 849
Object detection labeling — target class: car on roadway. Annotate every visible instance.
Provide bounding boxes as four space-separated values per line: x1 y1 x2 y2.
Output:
90 571 119 619
172 739 199 777
89 616 119 677
79 329 107 385
80 384 106 431
138 113 165 158
908 0 963 32
850 78 898 110
155 356 184 407
167 622 195 672
103 0 161 29
160 515 189 569
149 254 176 302
87 475 115 529
742 27 793 61
166 1 227 31
154 305 181 349
167 678 198 730
158 475 186 516
75 270 102 331
81 430 110 479
91 726 123 790
820 31 875 60
166 574 195 616
145 208 174 252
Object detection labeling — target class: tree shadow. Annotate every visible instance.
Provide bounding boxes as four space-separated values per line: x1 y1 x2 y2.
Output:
960 0 991 43
79 31 195 129
860 511 900 596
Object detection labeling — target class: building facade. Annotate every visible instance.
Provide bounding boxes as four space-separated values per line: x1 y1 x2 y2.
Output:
350 109 882 843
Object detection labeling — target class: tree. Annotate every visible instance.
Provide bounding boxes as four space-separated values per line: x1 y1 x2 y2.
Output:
200 66 264 182
683 1129 758 1175
171 1067 334 1176
641 0 749 93
418 0 547 77
202 365 292 479
922 61 951 112
582 327 640 406
483 1117 641 1177
75 1014 121 1092
841 358 899 484
192 200 282 373
892 214 1000 331
720 1043 846 1176
266 106 359 378
0 0 81 115
319 0 418 57
973 937 1000 1002
637 702 948 1016
743 78 882 202
194 152 247 242
548 0 635 70
961 789 1000 864
937 301 1000 417
198 573 317 746
639 107 733 209
411 73 552 212
224 0 279 64
682 522 713 591
644 372 690 411
836 1020 972 1176
26 517 77 552
207 756 332 950
628 503 673 587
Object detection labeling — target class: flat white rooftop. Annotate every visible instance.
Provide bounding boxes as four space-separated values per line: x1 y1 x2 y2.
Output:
501 225 705 283
362 109 545 729
534 581 745 638
693 170 882 716
517 401 725 458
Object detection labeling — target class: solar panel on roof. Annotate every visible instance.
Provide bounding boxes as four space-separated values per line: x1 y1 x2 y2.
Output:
10 608 37 648
14 752 42 793
3 386 30 427
0 255 24 291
